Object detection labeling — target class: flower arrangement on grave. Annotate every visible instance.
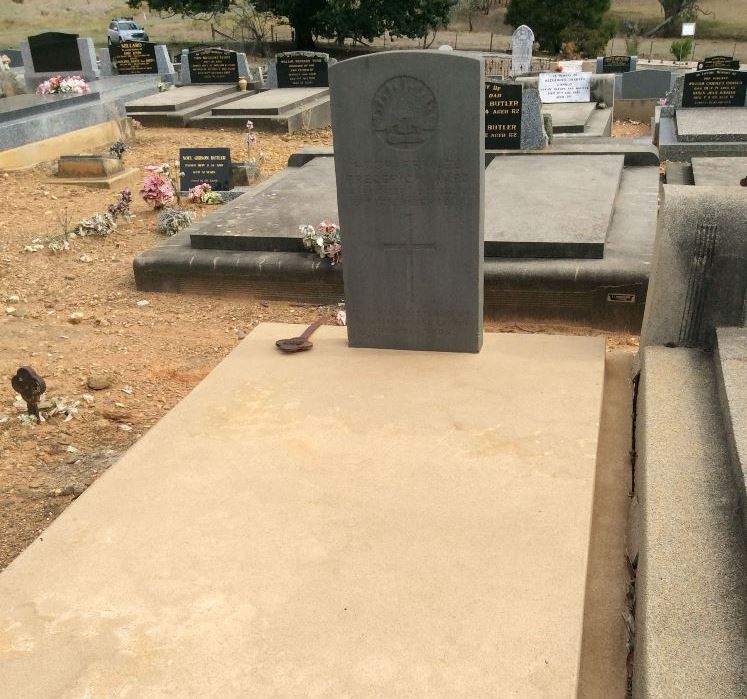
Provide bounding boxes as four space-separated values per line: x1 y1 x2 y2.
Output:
36 75 90 96
0 55 11 72
300 220 342 265
109 140 129 159
140 163 177 209
187 182 224 205
156 208 195 236
241 120 264 182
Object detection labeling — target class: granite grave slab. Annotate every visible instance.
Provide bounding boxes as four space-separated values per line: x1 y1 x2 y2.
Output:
676 108 747 142
485 81 545 150
691 157 747 187
598 55 637 74
180 47 250 84
681 68 747 108
619 69 675 100
20 32 99 84
484 154 624 258
698 56 740 71
542 102 597 133
331 51 484 353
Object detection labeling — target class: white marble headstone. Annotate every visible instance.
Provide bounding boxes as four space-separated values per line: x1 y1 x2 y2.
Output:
538 72 592 103
511 25 534 76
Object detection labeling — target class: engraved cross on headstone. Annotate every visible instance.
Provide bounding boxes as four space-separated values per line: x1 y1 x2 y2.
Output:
382 212 436 303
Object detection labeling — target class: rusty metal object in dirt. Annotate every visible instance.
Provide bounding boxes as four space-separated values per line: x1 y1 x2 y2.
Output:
275 320 325 353
11 366 46 419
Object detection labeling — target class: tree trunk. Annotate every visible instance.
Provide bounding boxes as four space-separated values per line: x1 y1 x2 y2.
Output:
289 1 319 50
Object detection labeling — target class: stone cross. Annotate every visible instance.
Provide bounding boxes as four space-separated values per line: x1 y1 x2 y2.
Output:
329 51 484 353
511 25 534 77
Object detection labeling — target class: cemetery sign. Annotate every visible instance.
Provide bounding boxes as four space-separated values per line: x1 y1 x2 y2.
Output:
28 32 81 73
110 41 158 75
180 148 232 191
187 48 239 83
697 55 740 71
538 72 592 103
276 53 329 88
681 68 747 108
602 55 632 73
485 82 522 150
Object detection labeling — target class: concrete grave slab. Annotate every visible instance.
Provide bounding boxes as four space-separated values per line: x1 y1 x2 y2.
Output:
211 87 329 115
484 154 624 258
0 323 606 697
190 158 338 252
677 107 747 142
542 102 597 133
125 84 238 112
691 156 747 187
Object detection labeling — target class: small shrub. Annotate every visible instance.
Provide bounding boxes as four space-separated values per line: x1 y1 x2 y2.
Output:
671 38 693 61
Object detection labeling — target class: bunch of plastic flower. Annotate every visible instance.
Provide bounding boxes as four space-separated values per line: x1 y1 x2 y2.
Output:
36 75 90 96
0 55 10 72
188 182 223 205
300 220 342 265
245 120 263 164
107 188 133 221
140 164 175 209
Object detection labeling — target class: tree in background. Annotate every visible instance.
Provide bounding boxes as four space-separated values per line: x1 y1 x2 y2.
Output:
506 0 614 56
127 0 458 50
646 1 711 37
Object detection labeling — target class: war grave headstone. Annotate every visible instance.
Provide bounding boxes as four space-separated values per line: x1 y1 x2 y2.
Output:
657 68 747 160
484 80 545 150
180 47 250 85
100 41 175 81
180 147 232 191
20 32 100 84
330 51 484 353
511 25 534 76
698 55 740 71
597 55 637 74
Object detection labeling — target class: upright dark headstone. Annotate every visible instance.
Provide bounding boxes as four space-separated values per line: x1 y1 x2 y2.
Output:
187 48 239 83
682 68 747 108
602 55 632 74
110 41 158 75
276 53 329 88
330 51 484 353
698 56 740 71
27 32 81 73
180 148 232 191
485 81 522 150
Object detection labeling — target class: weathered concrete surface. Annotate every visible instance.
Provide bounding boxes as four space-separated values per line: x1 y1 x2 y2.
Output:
0 325 606 698
714 327 747 536
577 352 634 699
632 346 747 698
125 84 236 112
542 102 596 133
692 156 747 187
212 87 329 115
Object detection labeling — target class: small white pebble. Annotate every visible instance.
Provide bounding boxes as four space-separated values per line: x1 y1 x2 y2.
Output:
136 300 150 307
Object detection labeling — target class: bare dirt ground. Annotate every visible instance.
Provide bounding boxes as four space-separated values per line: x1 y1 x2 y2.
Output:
0 125 638 571
612 119 652 138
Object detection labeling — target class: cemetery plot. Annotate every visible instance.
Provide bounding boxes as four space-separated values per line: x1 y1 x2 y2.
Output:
27 32 81 72
180 147 232 191
484 82 522 150
681 68 747 108
188 48 239 83
110 41 158 75
276 53 329 88
484 155 624 258
538 71 592 103
542 102 597 133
